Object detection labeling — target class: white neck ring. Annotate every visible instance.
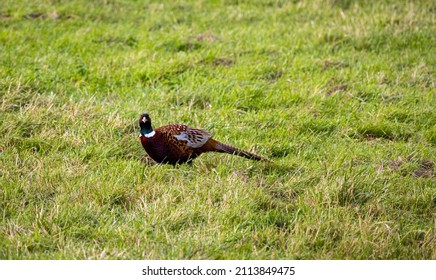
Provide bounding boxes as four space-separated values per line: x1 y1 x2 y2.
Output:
142 130 156 138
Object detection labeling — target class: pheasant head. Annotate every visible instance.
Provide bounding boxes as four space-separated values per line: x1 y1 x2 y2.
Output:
139 113 155 138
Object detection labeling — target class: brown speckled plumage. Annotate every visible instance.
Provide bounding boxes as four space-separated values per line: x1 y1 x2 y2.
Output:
139 113 267 165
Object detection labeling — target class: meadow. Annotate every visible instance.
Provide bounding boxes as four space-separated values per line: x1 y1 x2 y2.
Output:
0 0 435 259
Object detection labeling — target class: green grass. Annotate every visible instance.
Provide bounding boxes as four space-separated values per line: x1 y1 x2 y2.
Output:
1 0 435 259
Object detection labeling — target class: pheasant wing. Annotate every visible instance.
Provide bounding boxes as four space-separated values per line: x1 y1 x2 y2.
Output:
173 127 211 148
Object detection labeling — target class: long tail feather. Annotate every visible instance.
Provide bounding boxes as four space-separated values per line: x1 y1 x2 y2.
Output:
214 141 267 161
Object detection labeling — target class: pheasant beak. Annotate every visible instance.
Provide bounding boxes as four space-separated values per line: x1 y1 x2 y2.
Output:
142 116 147 123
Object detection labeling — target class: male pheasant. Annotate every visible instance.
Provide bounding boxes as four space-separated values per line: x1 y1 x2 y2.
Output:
139 113 267 165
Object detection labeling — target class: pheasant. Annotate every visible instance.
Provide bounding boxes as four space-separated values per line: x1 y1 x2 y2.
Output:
139 113 267 165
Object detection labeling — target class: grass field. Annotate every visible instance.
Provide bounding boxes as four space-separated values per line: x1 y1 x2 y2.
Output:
1 0 435 259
